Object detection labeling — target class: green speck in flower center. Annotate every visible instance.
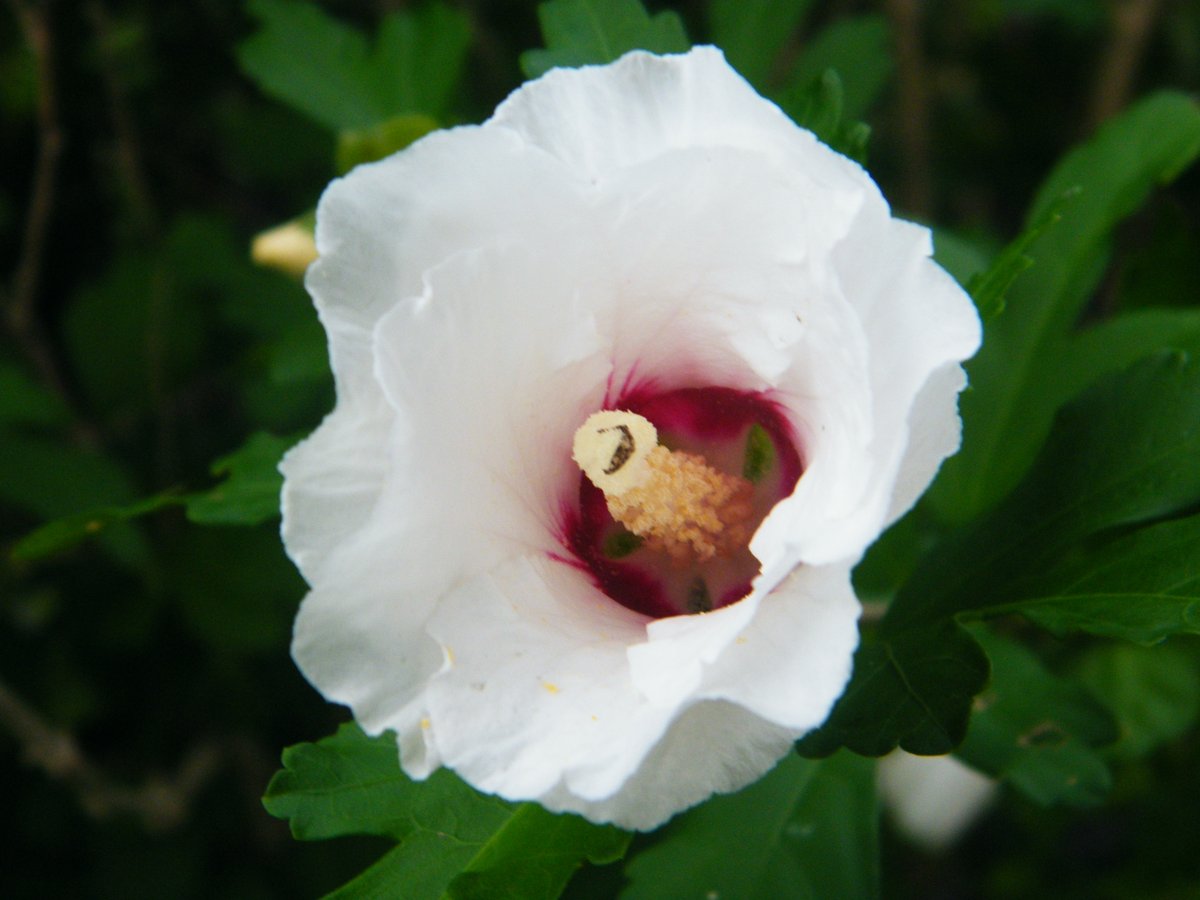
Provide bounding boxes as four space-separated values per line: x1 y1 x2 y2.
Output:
742 423 775 483
603 528 644 559
686 576 712 613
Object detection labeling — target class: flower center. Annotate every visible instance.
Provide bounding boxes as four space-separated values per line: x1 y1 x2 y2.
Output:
573 411 755 563
563 386 804 619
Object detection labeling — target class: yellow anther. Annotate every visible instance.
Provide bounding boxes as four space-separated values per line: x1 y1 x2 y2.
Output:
573 410 754 562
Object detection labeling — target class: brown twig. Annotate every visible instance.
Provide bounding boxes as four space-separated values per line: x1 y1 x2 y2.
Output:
5 0 67 393
1088 0 1165 129
0 675 223 832
884 0 934 219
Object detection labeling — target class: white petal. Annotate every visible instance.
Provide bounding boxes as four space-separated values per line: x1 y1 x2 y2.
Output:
421 555 664 806
287 124 599 579
541 700 796 831
878 751 997 849
834 214 981 532
492 47 867 202
755 218 979 571
627 595 763 709
748 283 877 574
421 553 798 830
305 125 591 403
279 394 392 584
886 363 968 524
693 565 860 729
371 241 610 568
291 535 446 775
592 144 864 395
626 564 859 729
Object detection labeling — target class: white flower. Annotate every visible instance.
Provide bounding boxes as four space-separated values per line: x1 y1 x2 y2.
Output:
281 46 981 831
878 751 997 849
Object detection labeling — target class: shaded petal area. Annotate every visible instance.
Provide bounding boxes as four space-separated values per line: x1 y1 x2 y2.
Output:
422 554 804 831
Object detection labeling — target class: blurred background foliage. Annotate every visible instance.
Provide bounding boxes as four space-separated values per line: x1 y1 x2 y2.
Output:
1 0 1198 897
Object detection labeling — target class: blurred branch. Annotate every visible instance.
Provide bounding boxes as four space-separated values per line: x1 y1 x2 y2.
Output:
1089 0 1164 129
86 0 158 237
0 676 222 832
884 0 934 219
4 0 67 395
87 0 181 478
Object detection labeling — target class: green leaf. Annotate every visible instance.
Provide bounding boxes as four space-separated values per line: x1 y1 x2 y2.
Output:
709 0 813 87
324 840 486 900
185 432 296 526
999 513 1200 645
779 67 841 144
170 526 303 653
0 433 135 519
622 752 877 899
810 352 1200 758
0 363 70 428
0 433 147 567
957 630 1116 807
1075 642 1200 760
1056 308 1200 404
369 4 473 121
520 0 690 79
931 92 1200 523
264 724 508 842
335 113 440 174
797 621 990 757
776 69 870 164
1114 201 1200 311
164 213 331 431
64 214 282 425
966 188 1076 320
891 353 1200 633
239 0 470 131
205 216 315 338
11 491 181 562
783 14 892 121
265 725 629 900
447 805 630 900
177 212 331 415
932 227 1001 289
265 314 331 387
64 249 208 421
851 504 938 605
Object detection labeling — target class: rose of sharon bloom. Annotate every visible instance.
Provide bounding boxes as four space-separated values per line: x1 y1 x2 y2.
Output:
281 46 981 831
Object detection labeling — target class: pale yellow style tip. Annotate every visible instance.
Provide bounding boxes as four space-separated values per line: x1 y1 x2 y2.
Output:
572 410 658 496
